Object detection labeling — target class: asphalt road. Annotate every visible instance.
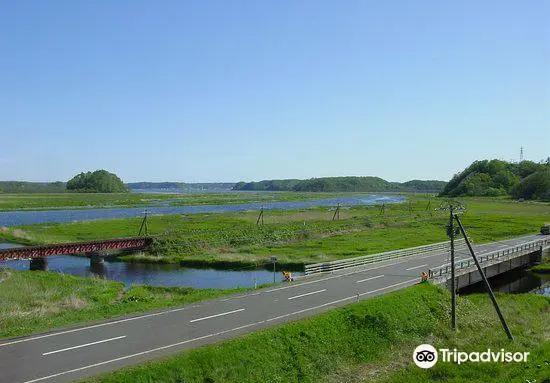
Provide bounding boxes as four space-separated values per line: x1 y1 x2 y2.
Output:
0 234 543 383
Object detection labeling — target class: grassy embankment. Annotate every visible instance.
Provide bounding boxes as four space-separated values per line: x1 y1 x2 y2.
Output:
2 198 548 268
0 192 358 211
81 283 550 383
0 269 251 339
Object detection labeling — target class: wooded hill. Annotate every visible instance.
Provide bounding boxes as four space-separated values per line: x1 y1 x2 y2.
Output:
67 170 128 193
232 177 447 193
440 159 550 201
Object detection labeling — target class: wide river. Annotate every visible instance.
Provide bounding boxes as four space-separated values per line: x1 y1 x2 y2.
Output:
0 194 405 227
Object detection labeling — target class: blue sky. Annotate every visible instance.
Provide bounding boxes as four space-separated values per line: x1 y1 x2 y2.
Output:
1 0 548 183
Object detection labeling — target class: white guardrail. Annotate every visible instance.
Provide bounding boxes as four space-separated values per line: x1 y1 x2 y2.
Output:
304 238 467 276
428 236 550 279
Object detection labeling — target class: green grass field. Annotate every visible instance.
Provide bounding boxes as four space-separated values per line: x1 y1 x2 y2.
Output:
81 283 550 383
0 191 360 211
2 197 548 267
0 269 250 339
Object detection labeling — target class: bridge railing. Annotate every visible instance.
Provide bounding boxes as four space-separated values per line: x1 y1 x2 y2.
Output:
304 238 467 275
428 237 550 279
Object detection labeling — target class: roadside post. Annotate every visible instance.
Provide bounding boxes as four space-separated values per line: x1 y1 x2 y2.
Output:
269 256 278 283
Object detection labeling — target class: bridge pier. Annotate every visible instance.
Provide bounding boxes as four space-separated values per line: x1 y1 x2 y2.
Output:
540 246 549 260
87 252 105 266
29 257 48 271
90 261 106 277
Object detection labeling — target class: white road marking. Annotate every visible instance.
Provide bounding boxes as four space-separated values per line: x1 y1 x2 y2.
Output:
232 292 261 299
358 278 419 297
287 289 326 300
405 264 427 271
3 256 425 348
189 308 245 323
22 323 262 383
0 250 448 348
42 336 127 356
356 275 384 283
262 252 440 294
267 278 419 323
0 306 195 347
20 277 422 383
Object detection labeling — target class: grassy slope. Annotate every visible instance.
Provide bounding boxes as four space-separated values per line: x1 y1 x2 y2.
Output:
0 192 357 211
82 283 550 383
0 269 248 339
2 198 548 266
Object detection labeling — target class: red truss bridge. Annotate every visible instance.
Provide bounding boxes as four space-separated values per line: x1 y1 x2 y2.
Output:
0 237 153 261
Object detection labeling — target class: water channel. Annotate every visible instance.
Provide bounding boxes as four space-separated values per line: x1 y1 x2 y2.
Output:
0 243 299 289
1 241 547 293
0 194 405 227
458 267 550 296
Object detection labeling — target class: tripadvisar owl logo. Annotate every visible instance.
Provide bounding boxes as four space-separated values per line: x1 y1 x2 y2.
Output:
413 344 438 368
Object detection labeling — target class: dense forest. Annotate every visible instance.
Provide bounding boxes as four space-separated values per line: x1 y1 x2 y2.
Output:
233 177 447 193
66 170 128 193
440 159 550 201
0 181 66 193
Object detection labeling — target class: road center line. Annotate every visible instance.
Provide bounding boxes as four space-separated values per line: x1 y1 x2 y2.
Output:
359 278 419 297
267 278 419 323
22 277 418 383
405 264 428 271
22 323 262 383
0 305 194 347
189 308 245 323
356 275 384 283
42 336 127 356
287 289 326 300
263 252 440 294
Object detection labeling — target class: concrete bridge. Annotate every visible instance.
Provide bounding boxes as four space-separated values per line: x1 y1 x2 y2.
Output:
0 237 153 270
428 235 550 289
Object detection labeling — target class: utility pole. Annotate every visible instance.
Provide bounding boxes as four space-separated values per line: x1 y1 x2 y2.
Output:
449 205 456 330
454 215 514 341
332 203 341 221
256 205 264 225
138 210 149 236
437 200 464 331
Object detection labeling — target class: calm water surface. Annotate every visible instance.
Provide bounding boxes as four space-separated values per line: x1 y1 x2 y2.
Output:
0 194 405 227
0 243 300 289
459 267 550 296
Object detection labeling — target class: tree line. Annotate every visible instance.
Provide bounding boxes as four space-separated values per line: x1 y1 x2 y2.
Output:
232 176 447 193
